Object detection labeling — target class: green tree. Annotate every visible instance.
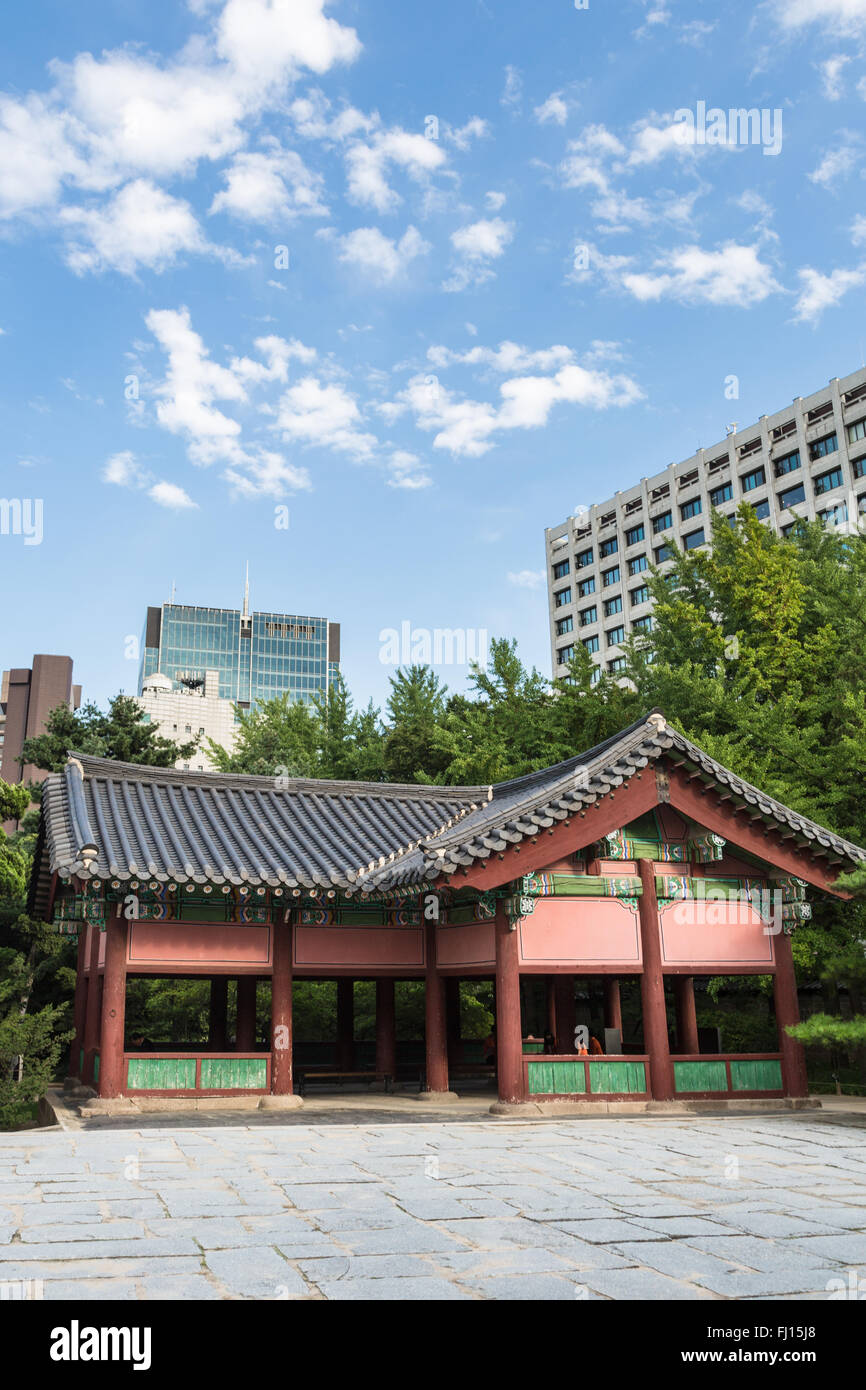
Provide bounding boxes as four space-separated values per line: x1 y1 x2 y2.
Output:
21 694 199 775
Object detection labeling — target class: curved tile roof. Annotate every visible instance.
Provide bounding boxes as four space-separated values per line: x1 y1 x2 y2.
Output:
30 712 865 914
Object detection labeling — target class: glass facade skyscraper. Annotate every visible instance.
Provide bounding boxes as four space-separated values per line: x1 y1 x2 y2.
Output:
139 602 340 708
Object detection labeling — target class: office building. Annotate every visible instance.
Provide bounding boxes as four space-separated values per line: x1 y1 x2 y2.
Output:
1 656 81 826
545 366 866 679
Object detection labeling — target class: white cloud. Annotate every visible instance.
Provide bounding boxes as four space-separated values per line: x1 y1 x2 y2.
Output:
508 569 545 589
678 19 717 45
621 243 781 307
792 265 866 323
60 180 212 275
103 450 146 486
214 0 362 90
0 95 84 219
770 0 866 33
535 92 569 126
210 147 327 222
386 450 431 490
276 376 377 458
427 341 575 373
444 217 515 291
501 66 522 108
149 480 198 509
224 449 312 497
344 128 446 212
337 224 430 283
445 117 490 150
818 55 850 99
808 140 859 186
485 190 506 212
392 358 643 458
146 305 250 465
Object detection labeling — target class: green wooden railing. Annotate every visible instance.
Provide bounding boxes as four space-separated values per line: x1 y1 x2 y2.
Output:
672 1054 783 1096
124 1053 270 1094
525 1055 649 1098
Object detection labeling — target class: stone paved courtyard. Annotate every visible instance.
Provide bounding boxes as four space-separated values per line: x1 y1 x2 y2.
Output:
1 1111 865 1301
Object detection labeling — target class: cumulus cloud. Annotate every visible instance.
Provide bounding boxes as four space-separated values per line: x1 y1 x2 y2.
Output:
770 0 866 33
337 224 430 283
344 128 446 212
149 480 198 509
620 243 782 307
210 146 327 222
443 217 514 292
60 180 215 275
508 569 546 589
808 139 860 186
388 357 643 458
792 265 866 323
535 92 569 126
386 450 431 490
103 450 147 486
275 376 377 458
818 55 850 99
427 341 575 373
445 117 490 150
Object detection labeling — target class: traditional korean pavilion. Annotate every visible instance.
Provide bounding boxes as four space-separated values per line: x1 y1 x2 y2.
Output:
29 710 866 1110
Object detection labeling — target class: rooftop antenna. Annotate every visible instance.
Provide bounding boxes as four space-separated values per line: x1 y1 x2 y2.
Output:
242 562 250 618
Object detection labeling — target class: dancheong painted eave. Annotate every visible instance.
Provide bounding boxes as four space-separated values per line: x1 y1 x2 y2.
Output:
28 711 866 917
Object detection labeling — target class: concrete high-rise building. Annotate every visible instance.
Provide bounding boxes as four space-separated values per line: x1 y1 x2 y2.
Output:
136 583 341 769
0 655 81 798
545 366 866 680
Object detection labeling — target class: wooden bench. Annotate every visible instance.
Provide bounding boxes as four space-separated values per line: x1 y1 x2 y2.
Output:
296 1069 393 1096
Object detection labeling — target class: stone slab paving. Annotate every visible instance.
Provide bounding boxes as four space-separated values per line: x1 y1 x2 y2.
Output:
0 1113 864 1300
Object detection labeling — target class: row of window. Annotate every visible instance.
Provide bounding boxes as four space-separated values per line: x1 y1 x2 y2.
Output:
557 614 654 664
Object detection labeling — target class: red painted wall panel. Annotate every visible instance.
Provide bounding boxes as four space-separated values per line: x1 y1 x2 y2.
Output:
294 926 425 968
128 922 272 966
517 898 642 966
437 921 496 967
659 901 775 966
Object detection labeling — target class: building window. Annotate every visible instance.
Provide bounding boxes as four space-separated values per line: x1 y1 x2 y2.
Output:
558 644 575 665
590 667 601 686
579 605 598 626
575 547 594 569
709 482 733 507
809 432 838 461
633 615 653 634
817 501 848 526
625 524 645 546
599 536 618 558
778 482 806 510
847 418 866 446
652 511 672 533
751 499 771 520
606 625 625 647
555 615 573 636
577 577 595 597
655 543 674 563
813 465 844 496
628 554 648 576
683 528 705 550
859 492 866 514
680 497 702 521
604 596 623 617
774 449 801 478
552 559 570 580
582 635 599 654
608 657 627 674
740 466 766 493
630 584 650 606
853 456 866 480
601 565 621 587
554 586 572 607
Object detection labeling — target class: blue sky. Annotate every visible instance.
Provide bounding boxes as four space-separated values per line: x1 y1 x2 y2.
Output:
2 0 866 714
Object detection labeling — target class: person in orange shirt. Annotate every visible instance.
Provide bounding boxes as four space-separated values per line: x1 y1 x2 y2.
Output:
590 1029 604 1055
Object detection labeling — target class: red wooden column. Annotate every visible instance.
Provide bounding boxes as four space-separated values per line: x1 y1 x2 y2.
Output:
336 978 355 1070
637 858 673 1101
236 977 257 1050
420 920 456 1098
209 978 228 1050
97 913 128 1098
554 976 576 1054
493 907 524 1104
546 977 557 1038
445 977 462 1067
82 920 102 1086
70 925 90 1078
674 976 700 1054
270 916 298 1099
604 977 623 1037
376 978 397 1081
774 929 808 1097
